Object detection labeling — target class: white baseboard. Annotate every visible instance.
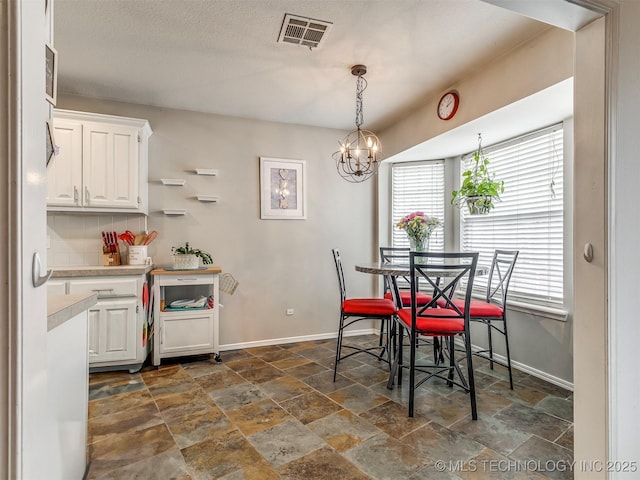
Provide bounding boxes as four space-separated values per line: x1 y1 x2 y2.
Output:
468 342 574 391
219 328 377 352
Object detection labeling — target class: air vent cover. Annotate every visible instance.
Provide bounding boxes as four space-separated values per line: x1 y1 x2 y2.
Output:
278 13 332 49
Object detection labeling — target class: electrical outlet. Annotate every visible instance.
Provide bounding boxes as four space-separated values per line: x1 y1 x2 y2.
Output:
286 308 294 316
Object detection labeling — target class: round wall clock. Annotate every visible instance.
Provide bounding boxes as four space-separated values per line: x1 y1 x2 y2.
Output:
437 91 460 120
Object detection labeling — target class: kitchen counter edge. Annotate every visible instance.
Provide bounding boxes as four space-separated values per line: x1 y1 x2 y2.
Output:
50 264 156 278
48 292 98 332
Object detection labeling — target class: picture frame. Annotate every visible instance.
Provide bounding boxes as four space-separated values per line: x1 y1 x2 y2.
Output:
45 43 58 106
260 157 306 220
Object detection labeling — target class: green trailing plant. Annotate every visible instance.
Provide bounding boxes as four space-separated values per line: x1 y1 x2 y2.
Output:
171 242 213 264
451 134 504 214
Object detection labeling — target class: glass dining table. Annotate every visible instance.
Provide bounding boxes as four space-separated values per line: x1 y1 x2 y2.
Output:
355 261 489 279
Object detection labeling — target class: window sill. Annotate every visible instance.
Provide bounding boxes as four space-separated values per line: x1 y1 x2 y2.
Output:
465 292 568 322
505 299 568 322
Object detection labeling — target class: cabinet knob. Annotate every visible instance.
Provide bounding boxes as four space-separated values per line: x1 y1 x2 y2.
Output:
73 186 79 204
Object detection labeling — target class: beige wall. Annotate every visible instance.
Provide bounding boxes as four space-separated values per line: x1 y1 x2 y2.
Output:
52 95 378 347
381 27 574 159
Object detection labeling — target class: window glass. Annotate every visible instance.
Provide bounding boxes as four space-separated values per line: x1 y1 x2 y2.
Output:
391 161 445 252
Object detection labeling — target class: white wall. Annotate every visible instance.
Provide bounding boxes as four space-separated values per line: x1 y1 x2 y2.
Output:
51 96 378 347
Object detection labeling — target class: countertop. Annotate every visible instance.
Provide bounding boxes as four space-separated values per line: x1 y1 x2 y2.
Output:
51 264 155 278
47 292 97 331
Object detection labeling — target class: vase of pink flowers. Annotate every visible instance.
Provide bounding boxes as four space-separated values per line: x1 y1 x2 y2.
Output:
396 211 441 253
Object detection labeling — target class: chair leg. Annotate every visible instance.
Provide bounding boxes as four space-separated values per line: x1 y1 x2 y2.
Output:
387 321 401 390
447 336 455 387
502 318 514 389
377 319 388 362
408 329 416 417
463 332 478 420
487 321 494 370
333 313 345 381
397 326 404 385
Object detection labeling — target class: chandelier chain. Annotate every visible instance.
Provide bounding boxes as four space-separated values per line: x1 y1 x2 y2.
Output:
355 75 367 129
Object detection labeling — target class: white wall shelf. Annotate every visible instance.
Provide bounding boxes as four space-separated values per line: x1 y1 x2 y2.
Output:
195 168 219 176
196 195 219 203
162 209 187 216
161 178 186 186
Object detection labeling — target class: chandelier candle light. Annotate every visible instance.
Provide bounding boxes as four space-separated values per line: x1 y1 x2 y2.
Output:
396 211 441 252
334 65 382 183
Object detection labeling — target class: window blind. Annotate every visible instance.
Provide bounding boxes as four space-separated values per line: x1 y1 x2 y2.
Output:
391 161 445 252
460 125 564 306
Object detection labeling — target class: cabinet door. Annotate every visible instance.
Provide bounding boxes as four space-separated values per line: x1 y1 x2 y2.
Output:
160 312 214 355
88 298 138 363
47 119 83 207
83 122 139 210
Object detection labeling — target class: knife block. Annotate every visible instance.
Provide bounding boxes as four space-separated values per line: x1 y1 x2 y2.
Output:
102 252 121 266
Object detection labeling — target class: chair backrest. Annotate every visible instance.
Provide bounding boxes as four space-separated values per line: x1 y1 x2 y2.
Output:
379 247 411 292
332 249 347 304
379 247 410 264
406 252 479 331
485 250 519 308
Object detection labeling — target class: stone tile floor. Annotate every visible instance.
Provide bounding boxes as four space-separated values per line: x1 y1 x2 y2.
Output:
86 335 573 479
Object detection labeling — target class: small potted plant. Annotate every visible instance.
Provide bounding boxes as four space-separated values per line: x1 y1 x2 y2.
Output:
451 134 504 215
171 242 213 269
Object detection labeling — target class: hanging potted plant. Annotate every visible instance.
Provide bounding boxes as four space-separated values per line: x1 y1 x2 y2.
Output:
451 134 504 215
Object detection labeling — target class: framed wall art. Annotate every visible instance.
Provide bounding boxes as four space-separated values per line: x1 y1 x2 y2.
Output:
45 43 58 106
260 157 306 220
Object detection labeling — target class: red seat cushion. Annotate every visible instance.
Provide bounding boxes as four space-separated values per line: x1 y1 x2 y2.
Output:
384 291 432 306
397 308 464 334
441 298 504 318
343 298 396 315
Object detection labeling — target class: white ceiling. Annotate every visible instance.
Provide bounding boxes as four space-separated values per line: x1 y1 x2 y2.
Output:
54 0 556 133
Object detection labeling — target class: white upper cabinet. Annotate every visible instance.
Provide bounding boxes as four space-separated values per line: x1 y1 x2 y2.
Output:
47 109 152 214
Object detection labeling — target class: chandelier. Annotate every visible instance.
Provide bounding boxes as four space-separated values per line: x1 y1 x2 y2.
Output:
333 65 382 183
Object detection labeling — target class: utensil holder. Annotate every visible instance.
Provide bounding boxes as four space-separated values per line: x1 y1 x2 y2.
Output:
128 245 148 265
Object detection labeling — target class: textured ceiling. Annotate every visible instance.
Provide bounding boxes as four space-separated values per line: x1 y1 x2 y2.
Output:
54 0 551 132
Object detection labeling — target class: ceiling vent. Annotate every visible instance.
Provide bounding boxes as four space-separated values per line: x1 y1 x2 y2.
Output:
278 13 332 50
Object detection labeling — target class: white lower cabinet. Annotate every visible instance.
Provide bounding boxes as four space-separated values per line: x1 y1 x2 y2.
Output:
160 311 215 354
87 297 138 363
63 274 149 372
151 267 221 366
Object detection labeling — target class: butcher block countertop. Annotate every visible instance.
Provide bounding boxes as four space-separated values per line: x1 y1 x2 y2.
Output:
150 266 222 275
47 292 97 331
51 264 155 278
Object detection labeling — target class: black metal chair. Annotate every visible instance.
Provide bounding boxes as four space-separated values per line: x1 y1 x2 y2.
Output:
388 251 479 419
445 250 519 389
332 249 397 381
